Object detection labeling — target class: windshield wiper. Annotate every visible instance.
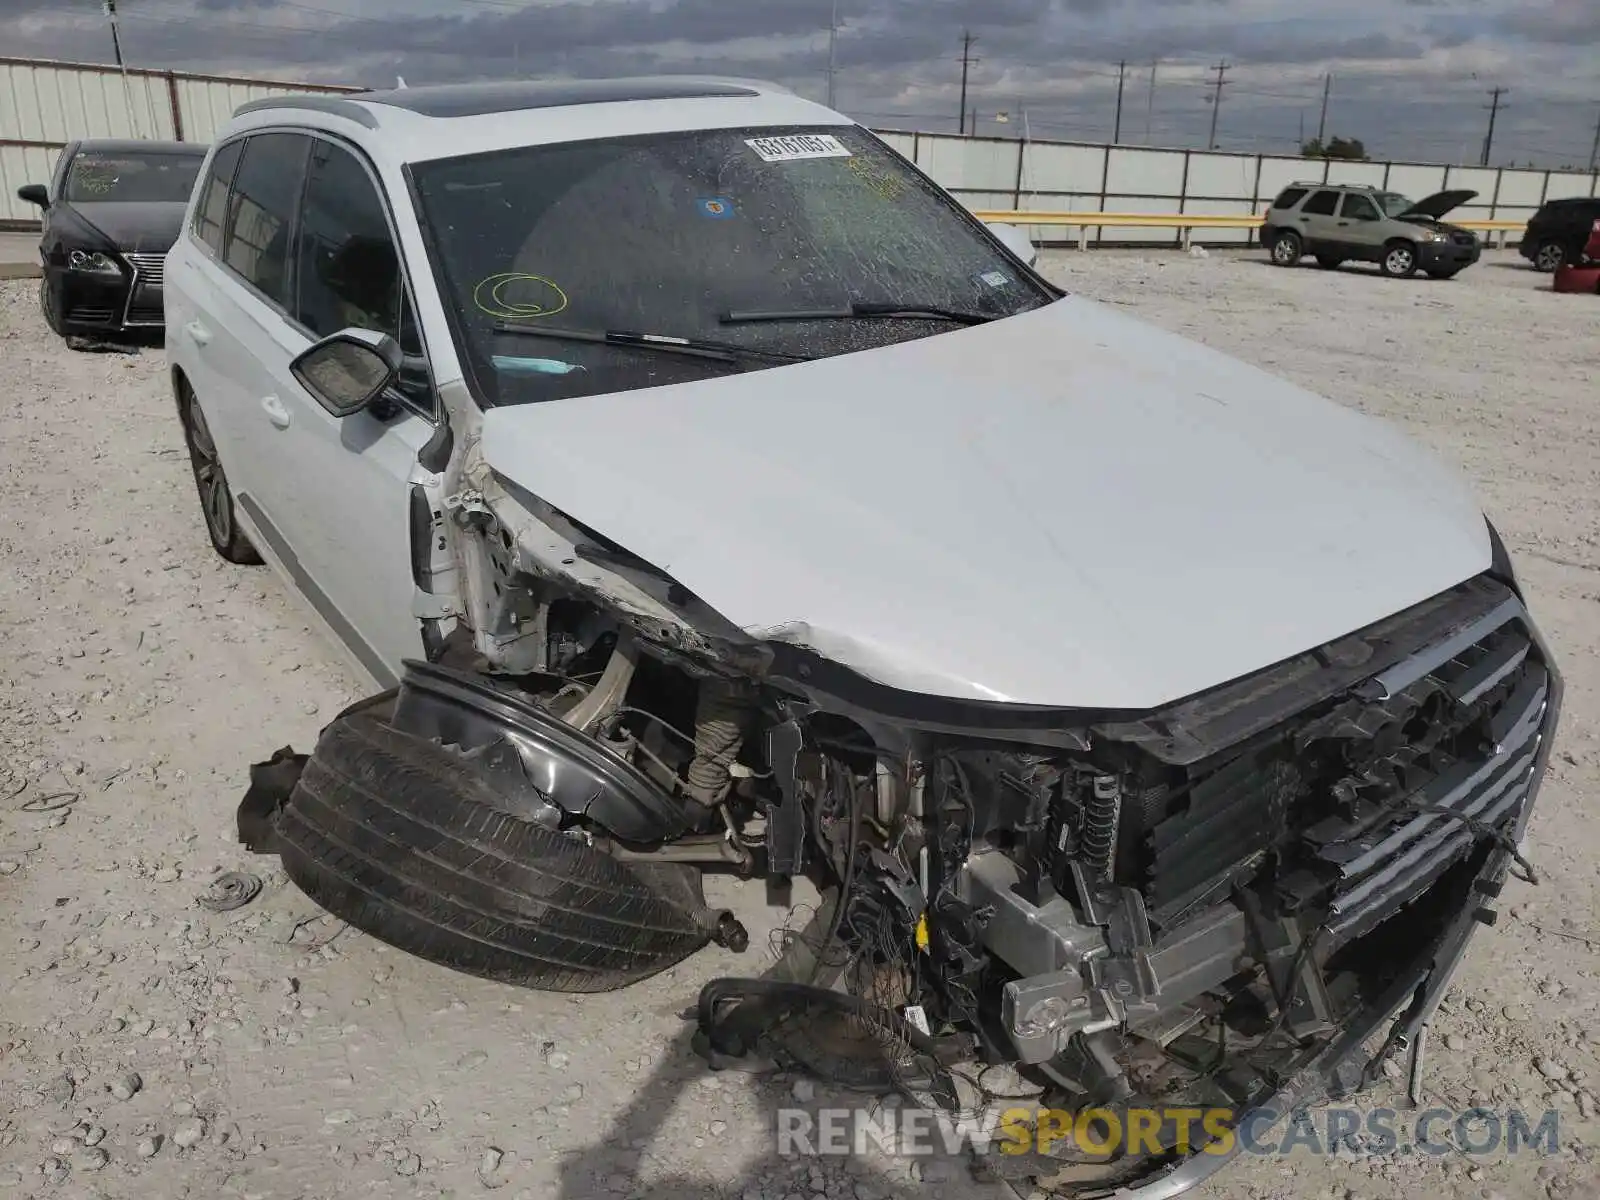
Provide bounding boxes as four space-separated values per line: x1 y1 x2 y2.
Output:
720 302 996 327
493 322 812 365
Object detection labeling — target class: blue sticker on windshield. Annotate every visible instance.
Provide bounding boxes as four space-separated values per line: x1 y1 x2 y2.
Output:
697 196 736 219
491 355 585 376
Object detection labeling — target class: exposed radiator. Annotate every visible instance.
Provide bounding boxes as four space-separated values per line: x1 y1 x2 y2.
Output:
1139 579 1545 944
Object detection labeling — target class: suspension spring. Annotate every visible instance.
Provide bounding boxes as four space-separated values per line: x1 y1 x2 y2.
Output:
684 679 756 807
1081 773 1122 880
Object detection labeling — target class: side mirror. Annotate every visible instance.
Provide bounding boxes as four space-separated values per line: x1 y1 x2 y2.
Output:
984 220 1038 268
17 184 48 209
290 328 403 417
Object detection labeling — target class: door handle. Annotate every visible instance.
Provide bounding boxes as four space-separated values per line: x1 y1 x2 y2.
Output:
1297 217 1310 223
183 320 212 346
1337 221 1350 227
261 395 291 429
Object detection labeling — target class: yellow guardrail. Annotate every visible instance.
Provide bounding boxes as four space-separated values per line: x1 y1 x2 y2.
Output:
971 210 1526 250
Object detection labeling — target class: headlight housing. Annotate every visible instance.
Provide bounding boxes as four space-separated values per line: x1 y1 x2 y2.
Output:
67 249 123 275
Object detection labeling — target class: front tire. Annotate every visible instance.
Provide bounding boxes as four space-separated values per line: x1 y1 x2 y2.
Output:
275 711 711 992
1533 240 1566 273
1315 255 1344 271
1381 241 1418 278
178 380 262 565
1270 230 1303 267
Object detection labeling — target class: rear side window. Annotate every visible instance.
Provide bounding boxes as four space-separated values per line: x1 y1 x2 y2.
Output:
193 140 243 255
1272 187 1309 210
1301 190 1340 216
223 133 310 308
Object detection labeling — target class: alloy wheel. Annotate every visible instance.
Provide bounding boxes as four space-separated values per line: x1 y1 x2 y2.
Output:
1385 246 1415 276
1535 242 1565 272
184 393 234 548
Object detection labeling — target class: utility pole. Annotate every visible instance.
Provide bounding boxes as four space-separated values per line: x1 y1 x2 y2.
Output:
1144 59 1158 143
1206 61 1231 150
102 1 139 137
1588 105 1599 173
957 30 978 135
1481 86 1508 166
102 0 125 69
1316 72 1332 143
1112 60 1127 144
825 0 839 109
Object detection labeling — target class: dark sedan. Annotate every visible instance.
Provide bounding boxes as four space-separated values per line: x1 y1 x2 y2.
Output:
16 139 208 344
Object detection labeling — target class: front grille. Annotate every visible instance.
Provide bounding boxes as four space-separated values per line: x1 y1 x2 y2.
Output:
125 253 165 287
126 301 165 326
1312 625 1546 940
1452 232 1478 247
1137 577 1548 945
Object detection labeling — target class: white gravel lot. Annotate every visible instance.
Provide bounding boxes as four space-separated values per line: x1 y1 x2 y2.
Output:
1 249 1598 1200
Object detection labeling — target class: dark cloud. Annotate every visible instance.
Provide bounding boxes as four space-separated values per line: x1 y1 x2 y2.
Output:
0 0 1593 167
1498 3 1600 45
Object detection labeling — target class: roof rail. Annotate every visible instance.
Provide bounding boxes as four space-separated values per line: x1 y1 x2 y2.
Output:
233 94 378 128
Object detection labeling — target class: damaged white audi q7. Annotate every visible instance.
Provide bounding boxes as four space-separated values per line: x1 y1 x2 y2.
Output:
165 78 1560 1197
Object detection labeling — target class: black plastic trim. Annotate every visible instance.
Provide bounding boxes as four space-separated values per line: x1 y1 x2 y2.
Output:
388 660 693 843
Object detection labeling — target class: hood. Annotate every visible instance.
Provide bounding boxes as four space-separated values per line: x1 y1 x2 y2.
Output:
63 200 186 252
1397 189 1476 221
478 298 1490 710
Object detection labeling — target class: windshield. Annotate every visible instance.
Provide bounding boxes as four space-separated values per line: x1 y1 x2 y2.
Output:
410 125 1052 405
1376 192 1415 218
64 150 205 204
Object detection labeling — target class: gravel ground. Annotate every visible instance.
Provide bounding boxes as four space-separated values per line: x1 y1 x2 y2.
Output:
1 249 1598 1200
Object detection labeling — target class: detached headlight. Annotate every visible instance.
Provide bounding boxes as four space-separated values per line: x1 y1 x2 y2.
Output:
67 249 123 275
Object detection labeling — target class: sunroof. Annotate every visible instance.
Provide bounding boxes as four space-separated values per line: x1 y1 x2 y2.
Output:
355 78 763 118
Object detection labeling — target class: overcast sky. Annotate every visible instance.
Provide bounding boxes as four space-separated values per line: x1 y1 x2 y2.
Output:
3 0 1597 168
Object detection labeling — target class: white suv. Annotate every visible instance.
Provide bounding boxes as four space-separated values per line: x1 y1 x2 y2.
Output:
167 78 1558 1199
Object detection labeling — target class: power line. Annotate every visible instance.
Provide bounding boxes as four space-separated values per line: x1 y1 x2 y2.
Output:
957 30 978 136
1205 60 1230 149
1481 86 1508 166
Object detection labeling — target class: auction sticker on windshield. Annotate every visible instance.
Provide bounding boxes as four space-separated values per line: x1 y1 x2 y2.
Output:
745 134 853 163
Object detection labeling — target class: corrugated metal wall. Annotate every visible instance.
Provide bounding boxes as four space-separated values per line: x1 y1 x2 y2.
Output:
1 56 356 227
879 130 1600 246
5 55 1597 240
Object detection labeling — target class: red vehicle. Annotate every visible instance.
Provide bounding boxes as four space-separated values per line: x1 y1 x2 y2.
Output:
1552 219 1600 293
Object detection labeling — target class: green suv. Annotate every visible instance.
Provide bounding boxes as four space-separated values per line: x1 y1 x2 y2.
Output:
1260 183 1482 278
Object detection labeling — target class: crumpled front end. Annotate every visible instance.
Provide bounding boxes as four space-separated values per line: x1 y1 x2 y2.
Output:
852 572 1560 1196
267 394 1559 1196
